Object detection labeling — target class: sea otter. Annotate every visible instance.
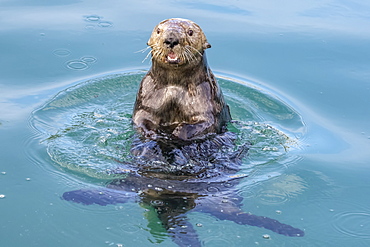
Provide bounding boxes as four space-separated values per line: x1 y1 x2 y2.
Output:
62 19 304 247
133 18 231 142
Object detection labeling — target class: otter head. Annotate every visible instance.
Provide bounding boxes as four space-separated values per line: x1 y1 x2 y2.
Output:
147 18 211 67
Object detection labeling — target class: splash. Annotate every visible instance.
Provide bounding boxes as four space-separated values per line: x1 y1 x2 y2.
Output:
31 72 305 181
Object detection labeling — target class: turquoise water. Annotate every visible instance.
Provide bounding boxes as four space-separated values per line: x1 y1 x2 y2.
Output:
1 1 370 246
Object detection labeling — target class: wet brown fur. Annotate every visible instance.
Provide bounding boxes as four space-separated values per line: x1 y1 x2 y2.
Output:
133 18 231 141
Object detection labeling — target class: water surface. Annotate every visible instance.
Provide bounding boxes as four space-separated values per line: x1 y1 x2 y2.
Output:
1 1 370 246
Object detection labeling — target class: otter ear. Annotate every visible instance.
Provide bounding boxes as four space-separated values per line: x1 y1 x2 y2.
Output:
203 42 211 49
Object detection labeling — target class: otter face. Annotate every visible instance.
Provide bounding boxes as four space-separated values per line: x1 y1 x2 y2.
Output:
147 18 211 66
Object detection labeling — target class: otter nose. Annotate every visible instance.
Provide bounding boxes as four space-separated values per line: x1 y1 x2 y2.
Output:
164 37 179 48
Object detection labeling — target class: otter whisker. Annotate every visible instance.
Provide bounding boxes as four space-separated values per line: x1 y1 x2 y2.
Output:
184 53 191 63
152 49 163 61
151 49 158 58
142 49 152 63
182 52 189 63
135 46 151 54
184 46 198 62
186 45 203 58
186 46 197 60
151 50 157 61
182 47 192 63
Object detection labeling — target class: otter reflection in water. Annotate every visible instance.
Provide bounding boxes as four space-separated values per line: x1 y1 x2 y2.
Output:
63 18 304 246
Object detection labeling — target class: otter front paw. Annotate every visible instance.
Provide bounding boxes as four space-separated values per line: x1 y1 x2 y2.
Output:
143 129 158 140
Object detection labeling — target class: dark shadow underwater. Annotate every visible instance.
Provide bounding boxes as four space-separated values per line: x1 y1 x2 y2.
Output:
63 131 304 247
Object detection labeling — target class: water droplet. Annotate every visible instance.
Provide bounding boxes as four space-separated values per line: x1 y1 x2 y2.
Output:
151 200 163 206
53 49 71 57
66 60 89 70
0 194 5 199
147 184 152 188
196 223 203 227
262 234 270 239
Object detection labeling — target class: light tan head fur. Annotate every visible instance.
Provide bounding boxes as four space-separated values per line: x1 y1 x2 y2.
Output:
147 18 211 66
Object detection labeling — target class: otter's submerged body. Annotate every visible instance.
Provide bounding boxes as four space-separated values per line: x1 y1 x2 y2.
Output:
63 18 304 246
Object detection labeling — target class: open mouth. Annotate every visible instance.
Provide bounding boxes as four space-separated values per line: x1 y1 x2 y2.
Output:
166 51 180 64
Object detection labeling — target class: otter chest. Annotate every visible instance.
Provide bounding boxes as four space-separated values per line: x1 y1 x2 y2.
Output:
141 82 213 113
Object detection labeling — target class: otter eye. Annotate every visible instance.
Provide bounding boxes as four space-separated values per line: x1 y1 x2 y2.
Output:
187 30 193 36
157 28 161 34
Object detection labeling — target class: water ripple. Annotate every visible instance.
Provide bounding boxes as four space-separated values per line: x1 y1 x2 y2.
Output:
256 174 307 205
203 237 235 247
257 188 289 205
30 72 305 182
66 60 89 70
53 48 71 57
81 56 97 64
98 21 113 28
84 15 101 22
332 211 370 239
83 15 113 29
